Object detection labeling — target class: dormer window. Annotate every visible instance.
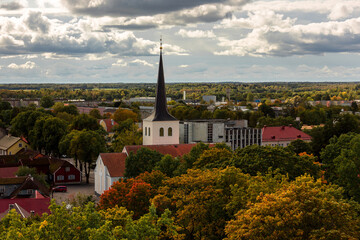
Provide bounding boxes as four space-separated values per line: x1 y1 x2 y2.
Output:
168 127 172 136
160 127 164 137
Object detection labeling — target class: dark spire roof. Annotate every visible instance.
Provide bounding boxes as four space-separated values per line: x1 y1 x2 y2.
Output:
146 41 177 122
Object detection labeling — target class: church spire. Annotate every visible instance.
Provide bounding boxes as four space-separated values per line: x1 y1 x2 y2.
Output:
151 37 177 121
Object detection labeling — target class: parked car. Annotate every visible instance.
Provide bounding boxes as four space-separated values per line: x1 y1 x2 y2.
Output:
53 186 67 192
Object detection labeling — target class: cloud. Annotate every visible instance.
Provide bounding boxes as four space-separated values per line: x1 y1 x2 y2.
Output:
215 17 360 57
179 65 189 68
0 2 23 10
130 59 154 67
328 3 354 20
178 29 216 38
24 11 50 33
8 61 36 69
62 0 248 17
0 13 187 57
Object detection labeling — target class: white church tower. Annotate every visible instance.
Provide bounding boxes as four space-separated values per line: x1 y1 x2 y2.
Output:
142 40 179 145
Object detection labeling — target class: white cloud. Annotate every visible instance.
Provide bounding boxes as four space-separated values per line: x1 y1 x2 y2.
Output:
216 17 360 57
179 65 189 68
112 59 127 67
178 29 215 38
130 59 154 67
8 61 36 69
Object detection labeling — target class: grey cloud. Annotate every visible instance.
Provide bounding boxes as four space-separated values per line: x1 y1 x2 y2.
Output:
0 2 23 10
104 23 158 30
63 0 231 17
24 12 50 34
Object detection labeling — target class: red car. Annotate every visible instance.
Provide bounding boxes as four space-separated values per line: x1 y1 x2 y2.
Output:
53 186 67 192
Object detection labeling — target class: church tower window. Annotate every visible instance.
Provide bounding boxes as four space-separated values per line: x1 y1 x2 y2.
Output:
160 127 164 136
168 127 172 136
148 128 150 136
145 127 147 136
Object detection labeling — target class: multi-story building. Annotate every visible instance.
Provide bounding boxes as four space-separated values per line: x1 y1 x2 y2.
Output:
180 119 261 151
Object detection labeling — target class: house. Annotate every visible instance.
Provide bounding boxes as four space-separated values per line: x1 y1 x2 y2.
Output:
94 152 127 195
0 198 50 220
0 175 50 199
99 119 118 133
95 143 209 195
49 158 81 185
262 125 311 147
0 150 81 185
0 167 19 178
0 135 31 155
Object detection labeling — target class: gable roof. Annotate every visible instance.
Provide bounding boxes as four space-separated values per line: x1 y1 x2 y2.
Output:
100 153 127 178
0 198 50 220
0 176 27 185
0 167 19 178
262 126 312 142
123 143 200 158
8 176 50 199
0 135 21 150
99 118 118 133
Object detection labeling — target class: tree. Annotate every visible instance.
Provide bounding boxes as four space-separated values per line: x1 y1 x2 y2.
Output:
231 145 320 180
98 178 154 218
40 95 54 108
125 148 164 178
16 166 48 187
112 122 142 152
193 147 232 169
351 101 358 113
225 175 360 240
67 130 106 183
154 155 180 177
10 110 51 138
112 108 138 123
256 116 302 129
42 117 68 156
258 102 275 118
69 113 100 131
89 108 102 119
321 133 360 201
287 139 312 155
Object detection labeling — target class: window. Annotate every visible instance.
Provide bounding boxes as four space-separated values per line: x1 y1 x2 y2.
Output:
148 128 150 136
65 167 70 172
57 175 64 181
0 186 5 193
145 127 147 136
19 143 22 148
160 127 164 137
68 175 75 180
168 127 172 136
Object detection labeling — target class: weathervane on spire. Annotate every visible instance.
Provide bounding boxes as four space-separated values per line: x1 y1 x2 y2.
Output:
160 35 163 54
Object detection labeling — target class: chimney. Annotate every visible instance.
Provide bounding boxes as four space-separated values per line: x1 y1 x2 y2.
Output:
281 126 285 130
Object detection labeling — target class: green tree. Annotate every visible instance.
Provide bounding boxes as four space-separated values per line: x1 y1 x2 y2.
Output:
89 108 102 119
40 95 54 108
225 175 360 240
16 166 48 187
10 110 51 138
67 130 106 183
112 123 142 152
154 154 180 177
69 113 100 131
193 147 232 169
125 148 164 178
112 108 138 123
287 139 312 155
231 145 320 180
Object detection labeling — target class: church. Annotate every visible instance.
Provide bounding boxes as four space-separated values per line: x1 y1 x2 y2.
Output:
142 41 179 145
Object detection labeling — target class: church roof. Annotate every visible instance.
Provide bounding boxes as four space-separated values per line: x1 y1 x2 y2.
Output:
145 45 177 122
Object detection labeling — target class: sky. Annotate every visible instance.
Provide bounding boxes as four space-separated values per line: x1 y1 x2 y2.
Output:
0 0 359 83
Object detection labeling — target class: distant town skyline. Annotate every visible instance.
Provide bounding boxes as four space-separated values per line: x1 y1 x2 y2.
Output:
0 0 359 83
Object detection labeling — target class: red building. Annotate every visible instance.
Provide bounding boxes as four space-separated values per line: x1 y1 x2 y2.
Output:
50 159 81 185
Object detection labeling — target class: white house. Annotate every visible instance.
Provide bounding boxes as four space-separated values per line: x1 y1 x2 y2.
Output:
94 153 126 195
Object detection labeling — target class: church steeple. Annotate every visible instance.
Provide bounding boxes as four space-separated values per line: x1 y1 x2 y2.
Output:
151 38 177 121
142 38 179 145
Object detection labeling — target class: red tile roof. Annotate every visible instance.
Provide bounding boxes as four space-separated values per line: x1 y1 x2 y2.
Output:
0 198 50 220
262 126 311 142
100 153 127 177
123 143 203 158
0 167 18 178
99 119 118 132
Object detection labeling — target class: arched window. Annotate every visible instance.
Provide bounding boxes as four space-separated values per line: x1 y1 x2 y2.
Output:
168 127 172 136
159 127 164 137
148 128 151 136
145 127 147 136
